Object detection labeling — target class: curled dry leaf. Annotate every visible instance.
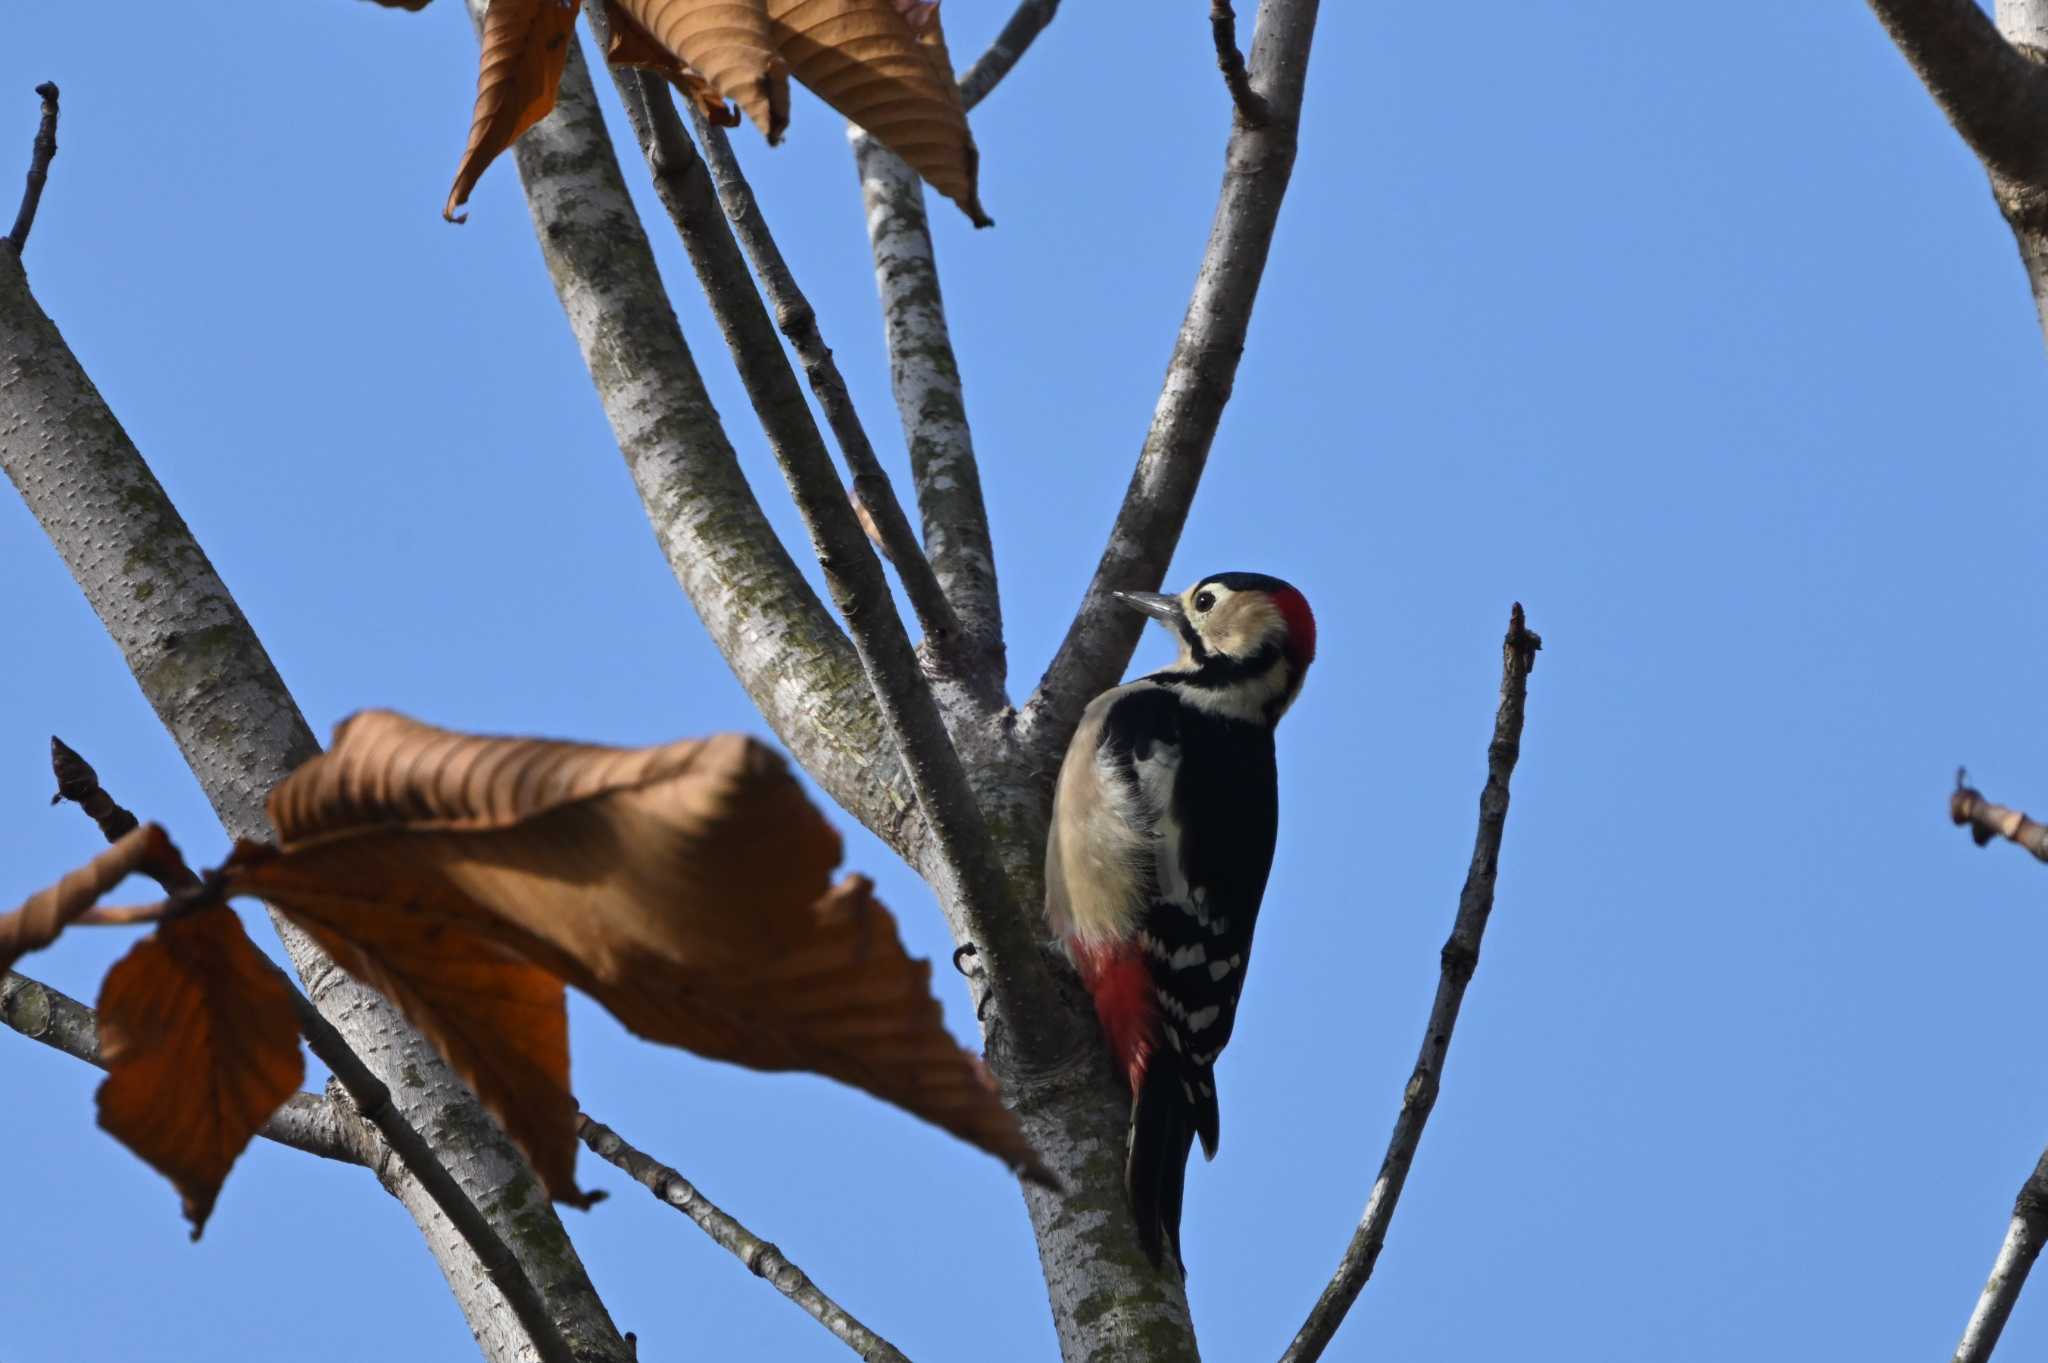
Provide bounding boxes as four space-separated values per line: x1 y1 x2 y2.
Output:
226 711 1051 1200
611 0 779 138
768 0 988 225
96 907 306 1239
0 823 176 976
446 0 585 222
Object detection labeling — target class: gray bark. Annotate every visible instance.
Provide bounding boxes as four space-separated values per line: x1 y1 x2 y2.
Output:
591 52 1062 1060
494 18 918 863
0 247 628 1363
1867 0 2048 345
683 103 968 688
849 132 1005 682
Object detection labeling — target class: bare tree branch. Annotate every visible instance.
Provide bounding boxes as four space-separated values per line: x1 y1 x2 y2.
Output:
5 82 58 255
849 132 1005 683
1865 0 2048 343
683 104 979 691
1 970 362 1166
1280 606 1541 1363
577 1116 913 1363
494 24 924 864
1210 2 1270 125
1952 773 2048 861
1947 768 2048 1355
958 0 1062 110
583 41 1062 1061
0 245 627 1363
1955 1141 2048 1363
1026 0 1323 756
1867 0 2048 182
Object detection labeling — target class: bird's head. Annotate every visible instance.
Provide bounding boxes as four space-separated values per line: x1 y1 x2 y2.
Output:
1115 572 1316 722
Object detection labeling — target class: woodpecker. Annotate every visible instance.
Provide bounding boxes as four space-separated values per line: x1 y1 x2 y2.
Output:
1044 571 1316 1269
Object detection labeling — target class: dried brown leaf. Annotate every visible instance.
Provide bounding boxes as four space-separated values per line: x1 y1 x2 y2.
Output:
445 0 584 222
0 824 176 976
767 0 987 224
612 0 785 140
95 907 305 1238
226 711 1049 1196
231 840 587 1203
602 0 745 128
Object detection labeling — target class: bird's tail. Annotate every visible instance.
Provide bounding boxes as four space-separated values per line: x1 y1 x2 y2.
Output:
1126 1062 1218 1271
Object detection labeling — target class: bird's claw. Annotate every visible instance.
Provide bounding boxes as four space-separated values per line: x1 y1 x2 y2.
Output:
952 942 998 1026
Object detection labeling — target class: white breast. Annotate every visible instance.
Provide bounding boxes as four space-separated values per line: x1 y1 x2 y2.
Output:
1043 684 1174 952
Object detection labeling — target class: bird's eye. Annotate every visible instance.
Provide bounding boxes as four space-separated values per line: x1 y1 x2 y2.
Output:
1193 591 1216 613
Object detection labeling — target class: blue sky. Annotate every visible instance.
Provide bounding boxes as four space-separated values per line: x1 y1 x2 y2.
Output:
5 1 2048 1360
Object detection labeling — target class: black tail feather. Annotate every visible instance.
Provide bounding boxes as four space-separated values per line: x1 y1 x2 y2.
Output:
1127 1064 1204 1271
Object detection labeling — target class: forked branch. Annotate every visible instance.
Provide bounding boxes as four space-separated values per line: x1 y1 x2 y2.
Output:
594 52 1062 1058
1210 2 1270 124
1280 606 1541 1363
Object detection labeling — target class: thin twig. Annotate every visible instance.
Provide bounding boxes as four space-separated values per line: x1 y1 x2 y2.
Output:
578 1116 913 1363
848 132 1004 684
1026 0 1322 758
1951 773 2048 861
1955 1142 2048 1363
0 970 363 1165
685 104 974 684
1210 2 1271 125
45 739 589 1363
958 0 1062 110
5 83 58 254
50 737 138 839
1280 605 1541 1363
601 52 1064 1063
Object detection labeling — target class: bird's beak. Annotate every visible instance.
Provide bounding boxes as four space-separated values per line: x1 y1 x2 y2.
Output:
1113 590 1186 628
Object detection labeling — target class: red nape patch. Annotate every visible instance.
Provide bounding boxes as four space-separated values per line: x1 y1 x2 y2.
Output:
1271 587 1317 669
1072 940 1155 1092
